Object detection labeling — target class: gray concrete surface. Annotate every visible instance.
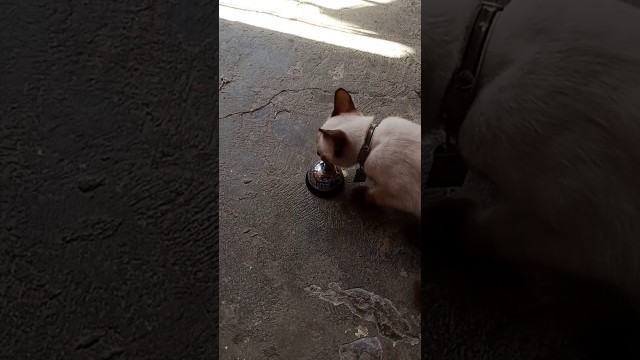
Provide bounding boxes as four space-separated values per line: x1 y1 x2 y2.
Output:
219 0 421 358
1 1 217 358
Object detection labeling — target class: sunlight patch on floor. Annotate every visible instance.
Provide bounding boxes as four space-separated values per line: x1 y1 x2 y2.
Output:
219 0 415 58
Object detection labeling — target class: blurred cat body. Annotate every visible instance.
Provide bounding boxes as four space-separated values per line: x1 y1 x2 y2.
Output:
425 0 640 300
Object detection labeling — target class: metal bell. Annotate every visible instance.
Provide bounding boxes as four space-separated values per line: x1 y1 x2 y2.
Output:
305 160 345 197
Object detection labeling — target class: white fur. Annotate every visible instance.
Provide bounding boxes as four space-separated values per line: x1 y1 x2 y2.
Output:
426 0 640 298
317 113 421 217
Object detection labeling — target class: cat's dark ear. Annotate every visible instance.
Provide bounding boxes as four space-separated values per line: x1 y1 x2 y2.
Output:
319 128 348 157
331 88 357 117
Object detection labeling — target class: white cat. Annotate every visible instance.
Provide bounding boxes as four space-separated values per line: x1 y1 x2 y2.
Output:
316 88 421 218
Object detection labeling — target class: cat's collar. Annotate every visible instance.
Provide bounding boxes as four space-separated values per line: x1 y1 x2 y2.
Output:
426 1 505 190
353 122 378 183
441 1 504 147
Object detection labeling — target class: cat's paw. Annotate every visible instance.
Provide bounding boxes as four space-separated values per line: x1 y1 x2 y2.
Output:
351 185 371 205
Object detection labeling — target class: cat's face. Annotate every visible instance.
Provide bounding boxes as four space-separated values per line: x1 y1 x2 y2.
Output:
316 88 363 167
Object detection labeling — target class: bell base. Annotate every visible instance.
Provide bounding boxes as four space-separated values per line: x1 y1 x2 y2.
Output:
305 172 344 198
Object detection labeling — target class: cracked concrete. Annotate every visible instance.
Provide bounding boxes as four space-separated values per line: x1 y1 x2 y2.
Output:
219 0 421 358
219 87 421 120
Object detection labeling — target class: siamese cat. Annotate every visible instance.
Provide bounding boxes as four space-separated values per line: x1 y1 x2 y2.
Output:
316 88 421 218
425 0 640 303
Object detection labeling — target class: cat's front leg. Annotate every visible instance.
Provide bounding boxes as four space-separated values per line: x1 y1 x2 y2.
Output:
351 185 402 210
350 185 386 215
350 185 372 205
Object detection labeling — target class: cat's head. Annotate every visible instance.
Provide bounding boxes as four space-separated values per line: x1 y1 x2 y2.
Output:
316 88 370 167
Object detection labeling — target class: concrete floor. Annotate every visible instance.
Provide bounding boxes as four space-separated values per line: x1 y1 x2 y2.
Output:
219 1 640 359
219 0 422 358
1 1 217 358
